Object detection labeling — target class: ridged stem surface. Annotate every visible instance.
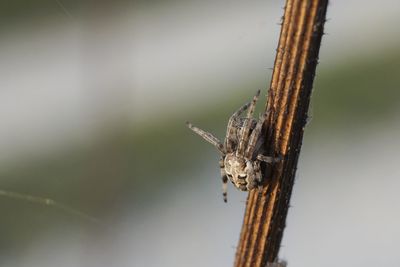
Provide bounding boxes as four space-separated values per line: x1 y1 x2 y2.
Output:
234 0 328 266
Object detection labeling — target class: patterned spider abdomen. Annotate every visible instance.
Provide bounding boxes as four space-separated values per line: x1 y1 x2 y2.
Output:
223 153 258 191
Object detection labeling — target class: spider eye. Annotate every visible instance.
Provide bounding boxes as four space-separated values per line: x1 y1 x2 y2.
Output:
239 174 247 179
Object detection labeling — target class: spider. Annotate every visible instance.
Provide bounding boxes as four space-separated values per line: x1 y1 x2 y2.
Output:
187 90 279 202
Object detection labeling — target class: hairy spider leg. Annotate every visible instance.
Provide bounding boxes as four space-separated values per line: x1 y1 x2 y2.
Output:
257 154 279 163
245 111 268 159
237 90 260 156
225 102 250 153
219 157 228 202
254 160 263 188
186 122 224 153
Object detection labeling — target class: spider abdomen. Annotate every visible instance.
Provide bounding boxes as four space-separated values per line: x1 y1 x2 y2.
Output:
224 154 258 191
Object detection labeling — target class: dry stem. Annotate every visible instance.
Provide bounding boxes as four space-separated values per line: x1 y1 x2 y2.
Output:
234 0 328 266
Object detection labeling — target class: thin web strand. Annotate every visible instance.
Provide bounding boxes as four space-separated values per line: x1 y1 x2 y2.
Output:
0 189 102 225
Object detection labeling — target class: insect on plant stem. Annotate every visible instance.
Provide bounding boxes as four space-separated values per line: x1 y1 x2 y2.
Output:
187 90 280 203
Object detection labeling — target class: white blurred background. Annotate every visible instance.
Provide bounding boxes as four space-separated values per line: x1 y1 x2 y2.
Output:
1 0 400 266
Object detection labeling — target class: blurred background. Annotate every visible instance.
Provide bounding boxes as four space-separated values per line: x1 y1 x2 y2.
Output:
0 0 400 266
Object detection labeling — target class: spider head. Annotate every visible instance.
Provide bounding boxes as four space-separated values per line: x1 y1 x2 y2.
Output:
224 153 255 191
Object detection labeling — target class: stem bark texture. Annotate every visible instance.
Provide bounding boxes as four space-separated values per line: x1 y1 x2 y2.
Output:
234 0 328 266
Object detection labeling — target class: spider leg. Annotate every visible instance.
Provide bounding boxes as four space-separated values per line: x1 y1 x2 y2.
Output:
254 160 263 191
219 157 228 202
257 154 282 163
238 90 260 155
225 102 250 153
186 122 224 154
245 111 268 159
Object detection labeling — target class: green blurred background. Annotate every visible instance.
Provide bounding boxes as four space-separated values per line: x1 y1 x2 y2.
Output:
0 1 400 266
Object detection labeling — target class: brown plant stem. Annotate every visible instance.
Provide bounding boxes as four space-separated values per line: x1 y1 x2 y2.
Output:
234 0 328 266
